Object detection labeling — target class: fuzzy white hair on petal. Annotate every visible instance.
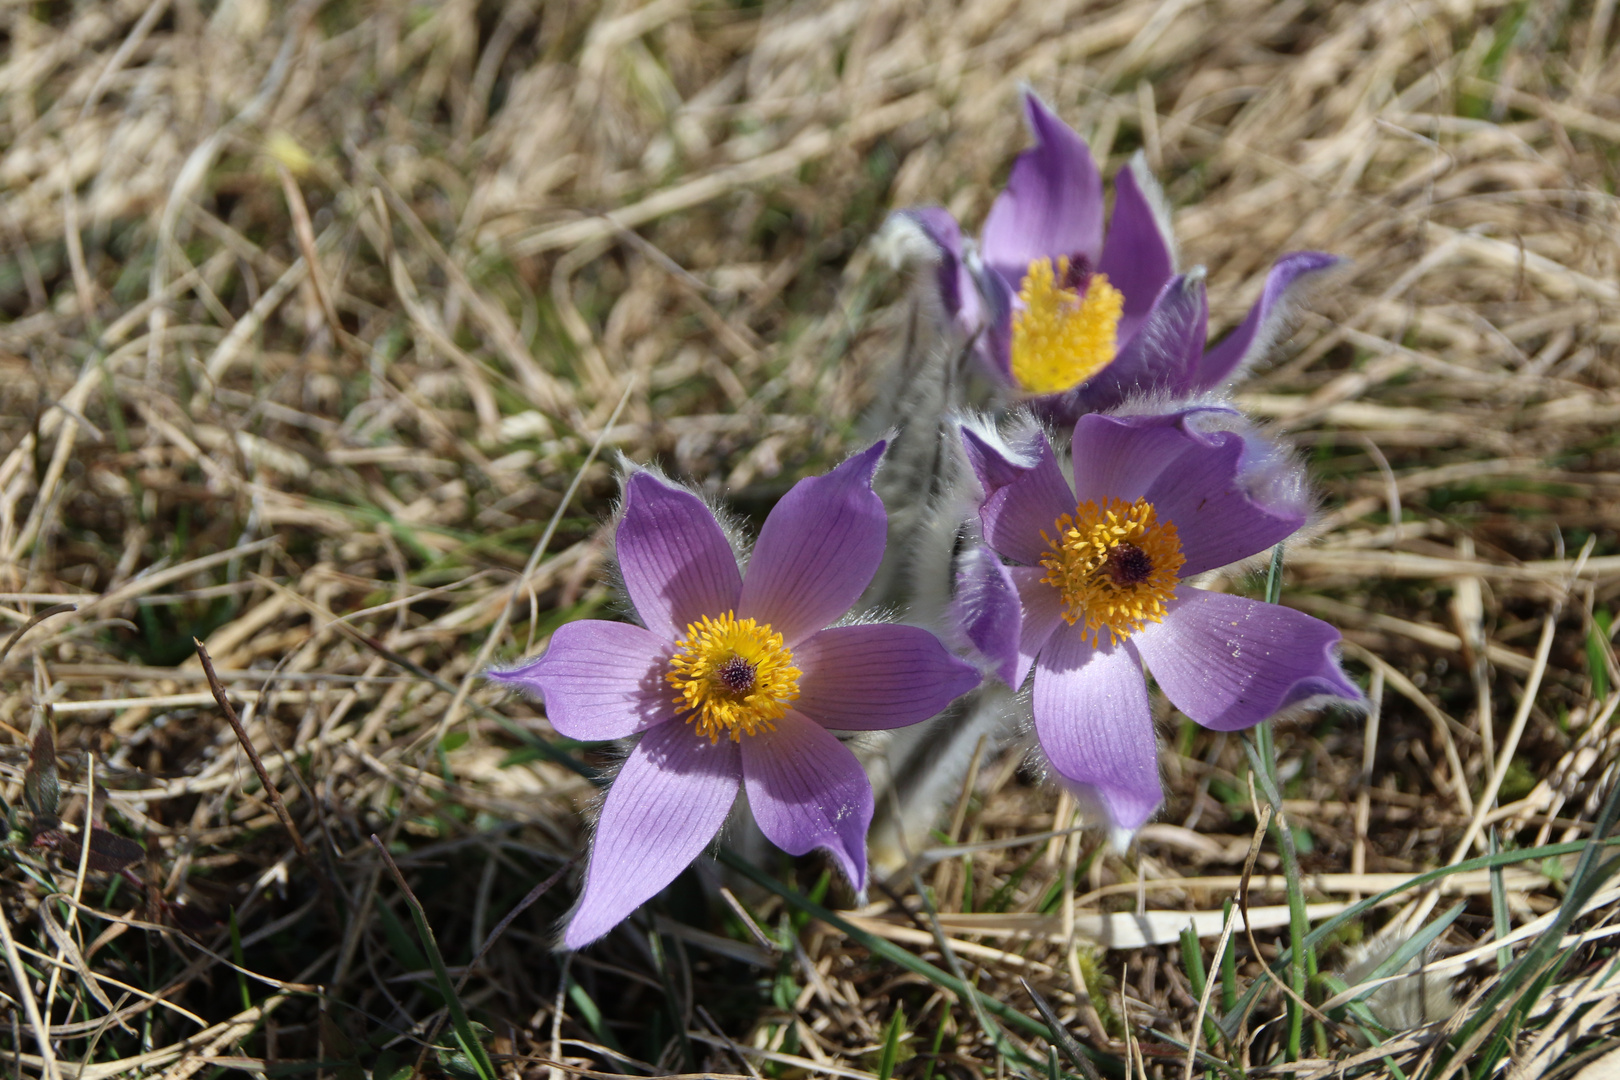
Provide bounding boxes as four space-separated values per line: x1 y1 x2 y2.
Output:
1181 404 1312 519
1270 685 1369 724
1019 730 1165 841
955 411 1025 463
874 212 948 272
1104 388 1229 421
954 407 1060 473
1219 255 1350 385
1121 151 1179 268
606 456 754 588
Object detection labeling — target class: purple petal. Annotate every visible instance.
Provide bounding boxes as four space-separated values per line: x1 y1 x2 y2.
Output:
967 255 1016 383
741 710 874 889
1011 564 1064 689
488 620 674 740
616 471 742 641
960 425 1073 566
738 442 888 645
1069 410 1208 507
891 207 977 327
1194 252 1345 389
794 623 981 730
1032 623 1162 830
951 546 1022 686
1069 272 1209 415
980 92 1104 285
564 724 740 948
1134 590 1363 732
1142 425 1305 576
1098 153 1176 343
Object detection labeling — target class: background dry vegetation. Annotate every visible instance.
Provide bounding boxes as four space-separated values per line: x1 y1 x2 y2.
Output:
3 0 1620 1077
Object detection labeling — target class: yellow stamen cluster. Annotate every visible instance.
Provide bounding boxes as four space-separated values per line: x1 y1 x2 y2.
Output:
1010 257 1124 396
1040 497 1185 646
667 612 801 743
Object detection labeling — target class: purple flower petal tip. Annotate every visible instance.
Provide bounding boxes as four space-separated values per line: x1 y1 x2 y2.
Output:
563 725 740 949
981 91 1103 285
1099 152 1176 337
487 620 674 741
883 208 971 321
1034 628 1164 830
961 423 1074 568
739 441 888 644
617 470 743 640
952 545 1022 686
960 423 1029 497
742 712 874 890
1195 251 1348 390
1135 591 1363 733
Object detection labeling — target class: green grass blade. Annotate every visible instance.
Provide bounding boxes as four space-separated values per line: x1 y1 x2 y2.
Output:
1264 542 1286 604
1219 897 1237 1015
1219 836 1620 1036
1339 902 1464 1007
1447 760 1620 1066
566 975 624 1055
229 908 251 1010
1587 610 1612 701
877 1004 905 1080
719 850 1097 1071
1490 830 1512 971
371 836 497 1080
1179 924 1221 1050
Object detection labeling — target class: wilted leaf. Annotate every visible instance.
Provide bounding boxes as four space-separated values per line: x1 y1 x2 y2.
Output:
35 826 145 873
23 726 59 823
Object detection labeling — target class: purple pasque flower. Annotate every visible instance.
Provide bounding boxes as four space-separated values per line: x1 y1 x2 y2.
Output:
890 91 1342 411
953 407 1362 833
491 443 982 948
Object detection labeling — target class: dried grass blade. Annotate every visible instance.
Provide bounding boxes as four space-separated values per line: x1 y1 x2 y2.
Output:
719 851 1058 1051
0 602 75 665
0 898 61 1080
433 374 635 747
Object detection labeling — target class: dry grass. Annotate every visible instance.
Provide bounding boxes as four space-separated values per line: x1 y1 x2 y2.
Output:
3 0 1620 1077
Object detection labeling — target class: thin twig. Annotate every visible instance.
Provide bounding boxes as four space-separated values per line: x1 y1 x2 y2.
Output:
194 639 308 859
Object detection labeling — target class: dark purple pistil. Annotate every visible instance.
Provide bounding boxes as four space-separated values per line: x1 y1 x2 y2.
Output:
1103 542 1154 587
1059 253 1093 293
717 655 757 694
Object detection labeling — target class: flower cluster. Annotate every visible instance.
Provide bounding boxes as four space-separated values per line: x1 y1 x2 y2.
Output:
892 94 1342 421
491 447 979 947
492 89 1362 947
953 407 1361 833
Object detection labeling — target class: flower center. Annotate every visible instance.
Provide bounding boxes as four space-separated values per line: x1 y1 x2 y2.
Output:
1010 256 1124 396
667 611 801 743
1040 497 1185 646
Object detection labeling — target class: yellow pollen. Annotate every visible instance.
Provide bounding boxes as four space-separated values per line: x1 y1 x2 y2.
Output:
1039 497 1185 646
1010 257 1124 396
667 611 801 743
